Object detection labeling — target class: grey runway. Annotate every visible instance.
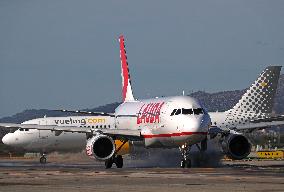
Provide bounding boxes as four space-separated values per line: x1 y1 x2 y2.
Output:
0 160 283 192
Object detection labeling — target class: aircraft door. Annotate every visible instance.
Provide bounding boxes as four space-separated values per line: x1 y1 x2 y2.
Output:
38 118 49 140
158 101 176 146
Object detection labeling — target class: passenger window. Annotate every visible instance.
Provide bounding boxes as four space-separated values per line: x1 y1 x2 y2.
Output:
100 125 102 128
104 125 106 128
19 128 24 131
108 125 111 128
170 109 177 116
193 108 203 115
182 108 193 115
175 109 181 115
25 129 29 131
96 125 98 128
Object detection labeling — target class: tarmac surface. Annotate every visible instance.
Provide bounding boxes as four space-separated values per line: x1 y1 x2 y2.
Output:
0 158 283 192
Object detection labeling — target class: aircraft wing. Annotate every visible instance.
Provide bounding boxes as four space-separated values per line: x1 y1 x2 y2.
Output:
250 115 284 123
0 123 142 141
54 109 115 117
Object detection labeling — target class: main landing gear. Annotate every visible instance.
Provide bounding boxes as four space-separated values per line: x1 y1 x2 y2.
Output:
104 140 127 169
179 144 191 168
39 153 47 164
105 155 123 169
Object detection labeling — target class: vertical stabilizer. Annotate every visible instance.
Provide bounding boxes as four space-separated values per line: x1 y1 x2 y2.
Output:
228 66 281 117
119 35 135 102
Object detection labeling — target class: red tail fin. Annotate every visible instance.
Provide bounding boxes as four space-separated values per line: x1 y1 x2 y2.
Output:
119 35 135 102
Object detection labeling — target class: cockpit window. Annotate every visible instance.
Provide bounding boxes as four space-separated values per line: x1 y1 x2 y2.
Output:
175 109 181 115
171 108 204 116
19 128 30 131
182 108 193 115
193 108 204 115
170 109 177 116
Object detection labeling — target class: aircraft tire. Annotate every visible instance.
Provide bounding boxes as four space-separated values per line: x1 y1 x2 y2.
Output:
180 160 185 168
185 159 191 168
180 159 191 168
105 159 113 169
115 155 123 168
40 156 47 164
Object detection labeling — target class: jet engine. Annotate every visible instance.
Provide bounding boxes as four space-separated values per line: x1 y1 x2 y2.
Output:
221 134 251 160
86 135 115 161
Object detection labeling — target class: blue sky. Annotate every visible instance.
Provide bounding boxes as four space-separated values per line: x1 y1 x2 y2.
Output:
0 0 284 117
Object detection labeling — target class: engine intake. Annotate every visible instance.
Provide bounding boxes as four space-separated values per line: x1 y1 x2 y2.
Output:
86 135 115 161
221 134 251 160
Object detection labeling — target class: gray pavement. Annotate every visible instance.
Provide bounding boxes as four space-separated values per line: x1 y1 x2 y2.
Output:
0 159 283 192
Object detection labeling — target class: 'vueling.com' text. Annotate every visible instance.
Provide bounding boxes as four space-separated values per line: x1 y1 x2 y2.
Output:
54 118 106 126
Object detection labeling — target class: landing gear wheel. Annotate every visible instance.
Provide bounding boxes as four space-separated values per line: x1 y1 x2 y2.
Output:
40 156 47 164
201 138 207 152
180 160 185 168
105 159 113 169
115 155 123 168
180 159 191 168
185 159 191 168
179 144 192 168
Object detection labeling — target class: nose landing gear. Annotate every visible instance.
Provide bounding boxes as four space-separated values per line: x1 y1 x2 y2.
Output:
39 153 47 164
179 144 191 168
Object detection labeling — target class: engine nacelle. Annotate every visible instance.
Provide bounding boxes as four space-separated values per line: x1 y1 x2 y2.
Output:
86 135 115 161
221 134 251 160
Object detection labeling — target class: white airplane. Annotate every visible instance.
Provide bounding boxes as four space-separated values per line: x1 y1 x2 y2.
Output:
208 65 283 160
2 116 116 164
1 36 283 167
0 35 211 168
1 37 283 167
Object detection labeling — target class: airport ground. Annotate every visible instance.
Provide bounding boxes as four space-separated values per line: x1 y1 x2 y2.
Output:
0 153 283 192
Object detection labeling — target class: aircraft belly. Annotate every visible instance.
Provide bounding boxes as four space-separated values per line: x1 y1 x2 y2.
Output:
144 137 173 148
26 132 86 153
144 134 206 148
172 134 206 146
55 133 85 151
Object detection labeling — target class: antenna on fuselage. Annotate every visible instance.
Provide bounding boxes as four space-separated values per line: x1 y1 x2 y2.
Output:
182 90 185 96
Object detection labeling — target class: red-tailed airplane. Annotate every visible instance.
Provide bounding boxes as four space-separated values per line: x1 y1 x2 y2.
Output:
0 35 211 168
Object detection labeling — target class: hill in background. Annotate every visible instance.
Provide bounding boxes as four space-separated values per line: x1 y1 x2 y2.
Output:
1 75 283 124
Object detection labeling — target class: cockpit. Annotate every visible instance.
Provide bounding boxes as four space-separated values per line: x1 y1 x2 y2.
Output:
170 108 204 116
19 128 30 132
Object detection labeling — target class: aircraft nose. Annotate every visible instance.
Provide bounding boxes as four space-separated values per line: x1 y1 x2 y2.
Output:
2 134 11 145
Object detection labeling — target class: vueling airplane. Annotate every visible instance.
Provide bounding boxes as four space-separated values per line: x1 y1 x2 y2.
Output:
1 36 283 168
2 116 116 164
208 65 283 160
0 35 211 168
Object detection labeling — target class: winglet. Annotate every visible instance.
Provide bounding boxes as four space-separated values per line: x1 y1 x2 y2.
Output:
119 35 135 102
